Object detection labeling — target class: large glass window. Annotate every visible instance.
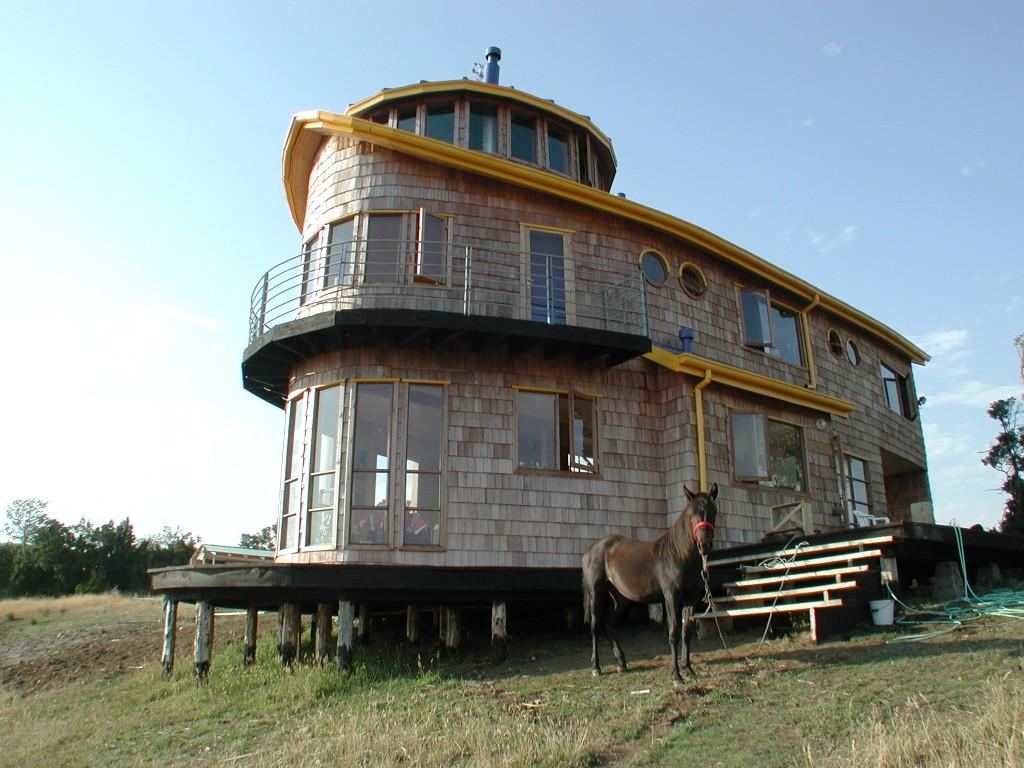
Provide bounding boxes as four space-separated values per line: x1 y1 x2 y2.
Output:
425 103 454 143
306 386 340 546
397 107 416 133
577 135 591 185
528 229 567 324
364 214 404 284
325 218 354 288
300 237 318 305
517 391 597 473
739 289 773 348
731 413 806 491
469 104 497 153
547 124 569 174
837 454 872 523
767 305 803 366
880 363 912 417
404 385 443 546
416 212 448 284
350 383 393 545
510 114 537 163
280 396 306 550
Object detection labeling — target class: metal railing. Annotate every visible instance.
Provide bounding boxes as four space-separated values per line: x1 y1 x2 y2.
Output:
248 238 650 345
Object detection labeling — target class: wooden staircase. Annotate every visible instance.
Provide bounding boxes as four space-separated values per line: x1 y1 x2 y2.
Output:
698 532 895 643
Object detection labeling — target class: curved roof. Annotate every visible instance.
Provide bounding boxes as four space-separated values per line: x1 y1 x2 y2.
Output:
281 110 929 365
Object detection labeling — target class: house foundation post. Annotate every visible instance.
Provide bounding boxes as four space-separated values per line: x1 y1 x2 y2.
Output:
315 602 334 662
243 605 259 666
161 596 177 679
490 601 509 663
194 600 214 681
337 600 355 671
356 603 370 644
441 606 461 655
278 603 300 665
406 606 421 644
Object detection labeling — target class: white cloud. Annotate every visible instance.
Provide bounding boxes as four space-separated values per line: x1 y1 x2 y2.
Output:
913 328 969 357
806 224 857 254
822 42 842 58
925 379 1019 408
960 158 985 176
921 420 970 459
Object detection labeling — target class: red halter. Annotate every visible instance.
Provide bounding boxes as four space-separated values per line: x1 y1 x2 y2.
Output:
692 520 715 539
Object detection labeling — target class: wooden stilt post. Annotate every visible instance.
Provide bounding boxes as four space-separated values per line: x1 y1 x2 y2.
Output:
315 602 333 662
337 600 355 671
406 606 420 644
279 603 300 665
490 601 509 664
441 606 461 655
243 605 259 666
161 596 177 680
194 600 214 681
356 603 370 644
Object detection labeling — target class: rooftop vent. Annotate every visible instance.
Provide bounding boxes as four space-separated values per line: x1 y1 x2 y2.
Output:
484 46 501 84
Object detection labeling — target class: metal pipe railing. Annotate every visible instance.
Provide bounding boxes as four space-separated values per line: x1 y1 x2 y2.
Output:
247 238 650 345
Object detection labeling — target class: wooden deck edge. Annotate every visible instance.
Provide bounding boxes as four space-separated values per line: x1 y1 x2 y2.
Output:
722 564 870 589
709 535 895 567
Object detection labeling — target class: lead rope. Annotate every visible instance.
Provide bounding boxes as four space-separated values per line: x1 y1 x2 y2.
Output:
697 542 732 655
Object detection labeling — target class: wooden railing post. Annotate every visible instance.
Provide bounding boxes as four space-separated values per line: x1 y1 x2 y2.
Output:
161 596 177 680
194 601 214 681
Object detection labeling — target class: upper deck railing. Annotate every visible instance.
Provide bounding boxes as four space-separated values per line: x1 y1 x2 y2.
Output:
247 239 650 345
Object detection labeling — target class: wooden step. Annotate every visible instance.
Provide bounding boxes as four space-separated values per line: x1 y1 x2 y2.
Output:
709 535 894 567
695 598 844 620
712 580 859 605
722 564 869 590
740 548 883 575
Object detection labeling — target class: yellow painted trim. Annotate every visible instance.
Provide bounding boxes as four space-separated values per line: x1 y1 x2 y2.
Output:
352 377 400 384
801 293 821 390
512 385 565 394
678 261 708 297
520 222 575 235
644 347 855 418
638 249 670 286
693 369 714 492
283 112 928 364
401 379 450 386
344 80 616 162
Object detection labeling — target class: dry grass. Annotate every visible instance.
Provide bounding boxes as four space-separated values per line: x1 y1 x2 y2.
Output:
0 591 143 619
0 592 162 641
810 674 1023 767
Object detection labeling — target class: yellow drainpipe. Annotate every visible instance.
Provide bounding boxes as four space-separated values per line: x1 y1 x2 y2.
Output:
801 292 821 389
693 369 714 492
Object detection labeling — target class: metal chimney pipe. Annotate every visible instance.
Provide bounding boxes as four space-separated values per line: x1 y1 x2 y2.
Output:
484 47 501 85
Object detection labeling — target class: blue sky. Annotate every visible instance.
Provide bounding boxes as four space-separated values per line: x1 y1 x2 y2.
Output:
1 2 1020 542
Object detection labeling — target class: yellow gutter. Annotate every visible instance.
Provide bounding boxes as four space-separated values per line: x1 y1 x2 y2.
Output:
693 369 714 492
282 112 929 365
801 292 821 390
645 346 855 418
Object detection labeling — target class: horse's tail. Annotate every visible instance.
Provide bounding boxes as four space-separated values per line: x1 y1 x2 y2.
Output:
581 542 604 627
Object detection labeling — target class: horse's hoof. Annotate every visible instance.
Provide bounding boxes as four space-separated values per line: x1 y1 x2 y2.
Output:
591 668 601 677
672 678 686 689
617 665 628 674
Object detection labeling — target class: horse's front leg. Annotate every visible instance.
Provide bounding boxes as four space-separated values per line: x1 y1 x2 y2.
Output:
681 604 696 677
664 593 684 686
606 596 629 673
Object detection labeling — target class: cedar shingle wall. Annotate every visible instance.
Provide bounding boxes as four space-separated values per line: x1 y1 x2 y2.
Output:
274 139 930 564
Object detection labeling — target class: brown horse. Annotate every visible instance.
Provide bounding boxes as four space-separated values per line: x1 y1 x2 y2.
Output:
582 484 718 686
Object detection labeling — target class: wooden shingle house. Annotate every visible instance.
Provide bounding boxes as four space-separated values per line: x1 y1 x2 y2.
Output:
152 49 935 672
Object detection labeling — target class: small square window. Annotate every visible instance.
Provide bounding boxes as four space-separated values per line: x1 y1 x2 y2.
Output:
511 114 537 163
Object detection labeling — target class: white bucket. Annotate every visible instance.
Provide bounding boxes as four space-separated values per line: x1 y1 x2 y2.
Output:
869 599 895 626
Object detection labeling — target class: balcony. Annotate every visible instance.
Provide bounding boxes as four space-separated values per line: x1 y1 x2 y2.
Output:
243 239 652 405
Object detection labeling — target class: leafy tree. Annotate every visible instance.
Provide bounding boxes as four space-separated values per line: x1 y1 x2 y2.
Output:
143 526 198 570
9 517 81 595
240 524 277 550
3 498 49 553
0 543 16 596
983 397 1024 535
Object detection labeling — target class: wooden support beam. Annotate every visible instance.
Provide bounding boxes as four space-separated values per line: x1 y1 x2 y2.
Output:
243 606 258 666
161 596 177 680
278 603 300 665
406 606 421 644
490 601 509 664
315 603 334 662
193 600 214 681
440 606 461 655
356 604 370 644
337 600 355 671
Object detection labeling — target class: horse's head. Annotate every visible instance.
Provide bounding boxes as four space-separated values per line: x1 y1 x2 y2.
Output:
683 483 718 553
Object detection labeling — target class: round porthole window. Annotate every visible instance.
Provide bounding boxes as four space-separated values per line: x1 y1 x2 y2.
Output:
846 339 861 366
827 328 844 357
679 262 708 298
639 250 669 287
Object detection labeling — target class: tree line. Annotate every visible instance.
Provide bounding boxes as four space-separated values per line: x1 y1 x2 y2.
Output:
0 499 198 597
